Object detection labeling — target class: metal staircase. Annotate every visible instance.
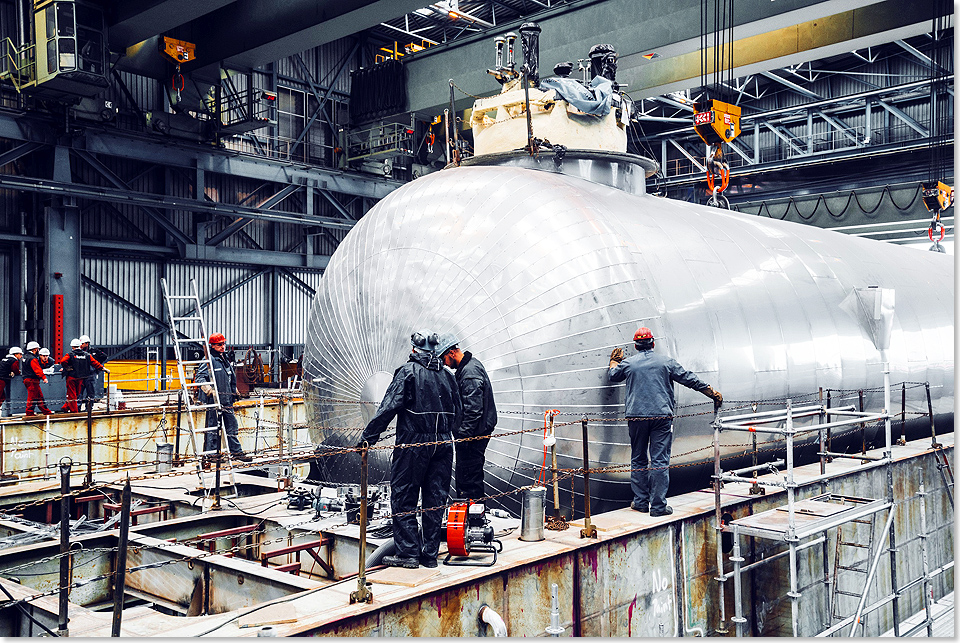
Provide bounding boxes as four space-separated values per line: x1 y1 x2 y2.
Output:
160 277 236 507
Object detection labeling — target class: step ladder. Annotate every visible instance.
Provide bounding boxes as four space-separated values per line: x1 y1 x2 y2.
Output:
160 277 237 507
830 514 877 625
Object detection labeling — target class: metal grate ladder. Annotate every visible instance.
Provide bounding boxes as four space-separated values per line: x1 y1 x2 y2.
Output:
160 277 236 505
830 514 877 625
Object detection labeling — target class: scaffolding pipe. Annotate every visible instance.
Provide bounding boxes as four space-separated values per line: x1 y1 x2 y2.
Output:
847 507 897 637
918 469 934 637
58 457 71 636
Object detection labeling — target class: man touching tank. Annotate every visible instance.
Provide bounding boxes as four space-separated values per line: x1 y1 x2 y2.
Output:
608 327 722 517
357 331 462 569
437 333 497 501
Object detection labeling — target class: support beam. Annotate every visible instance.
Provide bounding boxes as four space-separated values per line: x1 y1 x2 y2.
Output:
0 173 356 231
668 139 705 172
760 71 822 100
318 189 356 221
205 184 302 246
0 141 43 168
72 149 193 248
815 110 860 146
763 122 808 157
875 99 929 136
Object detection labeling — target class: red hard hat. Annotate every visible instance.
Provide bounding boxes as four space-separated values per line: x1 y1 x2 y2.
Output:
209 333 226 345
633 327 654 342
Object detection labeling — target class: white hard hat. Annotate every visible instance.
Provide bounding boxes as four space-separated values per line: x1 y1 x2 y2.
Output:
8 346 22 355
39 348 50 356
70 338 82 348
79 335 91 344
26 341 40 351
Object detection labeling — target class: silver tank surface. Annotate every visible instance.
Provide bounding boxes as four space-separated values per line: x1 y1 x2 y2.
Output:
302 151 954 512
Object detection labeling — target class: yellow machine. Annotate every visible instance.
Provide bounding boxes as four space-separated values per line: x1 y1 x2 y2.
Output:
693 98 741 145
921 180 954 213
160 36 195 64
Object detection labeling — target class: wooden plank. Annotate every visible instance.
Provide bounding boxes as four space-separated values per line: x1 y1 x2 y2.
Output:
238 603 298 628
368 566 441 587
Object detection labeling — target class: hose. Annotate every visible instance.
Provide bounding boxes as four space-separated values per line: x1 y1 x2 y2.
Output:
478 605 508 637
365 537 396 568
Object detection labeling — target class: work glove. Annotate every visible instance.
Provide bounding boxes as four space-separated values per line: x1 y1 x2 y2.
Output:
704 386 723 410
200 384 214 397
609 347 624 365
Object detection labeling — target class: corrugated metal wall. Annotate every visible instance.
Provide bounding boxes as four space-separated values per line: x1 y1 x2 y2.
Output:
80 257 322 349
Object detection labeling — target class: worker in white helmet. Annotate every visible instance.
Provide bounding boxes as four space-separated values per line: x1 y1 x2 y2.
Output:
22 341 52 416
77 334 108 409
59 338 103 413
0 347 23 416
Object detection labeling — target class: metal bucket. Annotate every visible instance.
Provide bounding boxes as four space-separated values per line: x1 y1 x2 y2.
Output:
518 486 546 541
156 443 174 473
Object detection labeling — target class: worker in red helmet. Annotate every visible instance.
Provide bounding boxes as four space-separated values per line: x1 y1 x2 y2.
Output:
195 333 251 465
607 326 722 517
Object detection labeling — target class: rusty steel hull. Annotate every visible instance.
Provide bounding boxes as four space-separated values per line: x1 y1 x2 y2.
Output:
302 152 955 512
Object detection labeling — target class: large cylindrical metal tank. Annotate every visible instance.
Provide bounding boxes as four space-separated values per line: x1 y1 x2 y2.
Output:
302 151 954 513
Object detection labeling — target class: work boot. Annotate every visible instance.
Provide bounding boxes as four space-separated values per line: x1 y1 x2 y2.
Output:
630 502 649 513
231 452 252 462
419 555 439 569
650 506 674 517
41 408 53 416
382 555 419 569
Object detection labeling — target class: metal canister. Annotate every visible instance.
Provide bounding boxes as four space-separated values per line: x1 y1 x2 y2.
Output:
156 443 174 473
519 486 546 541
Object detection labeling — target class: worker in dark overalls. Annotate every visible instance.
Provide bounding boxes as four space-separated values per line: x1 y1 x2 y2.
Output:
359 331 462 569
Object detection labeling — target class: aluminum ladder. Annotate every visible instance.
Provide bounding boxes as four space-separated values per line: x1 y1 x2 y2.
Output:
830 513 877 626
160 277 236 506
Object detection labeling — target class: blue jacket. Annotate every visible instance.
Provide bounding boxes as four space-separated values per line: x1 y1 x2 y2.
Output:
194 351 238 408
608 349 711 418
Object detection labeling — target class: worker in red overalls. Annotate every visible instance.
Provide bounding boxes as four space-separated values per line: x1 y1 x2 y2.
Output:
22 341 52 416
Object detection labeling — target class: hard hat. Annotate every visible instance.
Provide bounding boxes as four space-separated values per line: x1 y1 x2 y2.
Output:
410 331 440 354
208 333 226 345
435 332 459 356
70 339 82 348
8 346 22 355
79 335 91 344
633 327 655 342
26 341 40 351
39 348 50 356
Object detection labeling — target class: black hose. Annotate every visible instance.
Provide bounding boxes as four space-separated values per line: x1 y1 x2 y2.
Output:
365 537 396 568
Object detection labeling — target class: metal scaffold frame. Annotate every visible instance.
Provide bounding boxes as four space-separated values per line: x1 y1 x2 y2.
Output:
711 383 955 637
712 393 898 637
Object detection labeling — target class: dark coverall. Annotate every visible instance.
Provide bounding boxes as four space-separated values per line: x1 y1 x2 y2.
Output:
0 354 20 413
22 354 51 415
195 351 242 455
59 350 104 413
609 349 711 513
452 351 497 500
360 351 462 563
